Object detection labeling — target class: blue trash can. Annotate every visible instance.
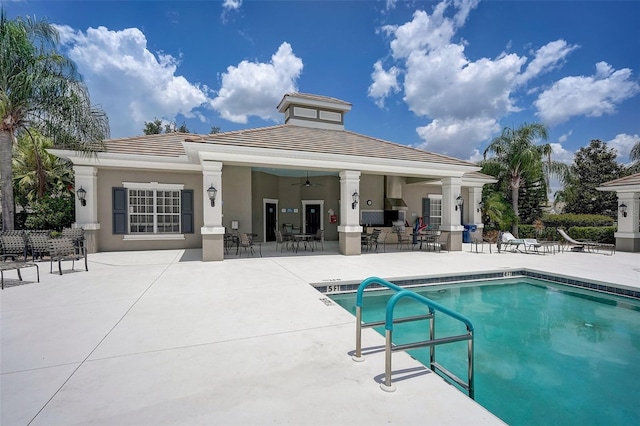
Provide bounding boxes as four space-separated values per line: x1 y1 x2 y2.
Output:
463 224 477 243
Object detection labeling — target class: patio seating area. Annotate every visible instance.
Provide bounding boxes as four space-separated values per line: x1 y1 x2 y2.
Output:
0 229 87 287
2 246 638 425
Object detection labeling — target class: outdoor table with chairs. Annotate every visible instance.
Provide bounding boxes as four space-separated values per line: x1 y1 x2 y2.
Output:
290 233 315 253
411 230 441 251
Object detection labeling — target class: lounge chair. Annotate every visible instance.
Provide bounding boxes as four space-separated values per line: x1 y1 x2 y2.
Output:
498 232 543 254
522 239 542 254
557 228 615 255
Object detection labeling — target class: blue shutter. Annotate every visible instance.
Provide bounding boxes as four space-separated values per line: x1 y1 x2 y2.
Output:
181 190 194 234
113 187 127 234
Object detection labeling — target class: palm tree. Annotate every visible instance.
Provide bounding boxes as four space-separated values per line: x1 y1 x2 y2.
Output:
13 130 73 207
482 123 568 236
0 10 109 230
629 140 640 174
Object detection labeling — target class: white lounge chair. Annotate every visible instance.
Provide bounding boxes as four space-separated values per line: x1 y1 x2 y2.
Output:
498 232 524 252
557 228 615 255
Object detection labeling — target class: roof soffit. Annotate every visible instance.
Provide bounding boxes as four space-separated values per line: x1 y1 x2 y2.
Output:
189 142 477 178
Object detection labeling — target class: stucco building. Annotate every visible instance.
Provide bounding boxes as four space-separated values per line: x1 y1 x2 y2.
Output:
51 93 496 261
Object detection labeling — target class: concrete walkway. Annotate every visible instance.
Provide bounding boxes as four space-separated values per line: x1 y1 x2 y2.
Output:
2 244 638 425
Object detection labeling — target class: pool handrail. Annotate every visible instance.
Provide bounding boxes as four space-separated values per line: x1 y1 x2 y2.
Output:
352 276 475 398
385 289 474 332
356 276 406 308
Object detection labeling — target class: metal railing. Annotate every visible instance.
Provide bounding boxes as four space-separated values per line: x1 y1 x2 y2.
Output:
353 276 475 398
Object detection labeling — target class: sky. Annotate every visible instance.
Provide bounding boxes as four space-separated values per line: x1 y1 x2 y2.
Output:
5 0 640 166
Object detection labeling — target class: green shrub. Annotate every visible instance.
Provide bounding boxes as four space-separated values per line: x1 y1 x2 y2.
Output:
541 213 614 228
567 226 616 244
24 194 74 231
518 225 558 240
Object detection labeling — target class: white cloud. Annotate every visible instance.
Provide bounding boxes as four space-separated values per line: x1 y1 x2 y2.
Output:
558 130 572 143
414 116 500 158
534 62 640 125
55 25 210 137
368 61 400 107
221 0 242 23
222 0 242 10
468 149 483 163
370 1 567 158
549 142 574 164
369 1 637 161
403 45 525 119
209 42 303 123
607 133 640 163
516 39 579 85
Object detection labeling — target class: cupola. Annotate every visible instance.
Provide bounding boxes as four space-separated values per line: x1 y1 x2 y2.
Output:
277 92 352 130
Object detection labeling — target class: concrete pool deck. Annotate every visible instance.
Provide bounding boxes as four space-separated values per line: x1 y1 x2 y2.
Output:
2 244 639 425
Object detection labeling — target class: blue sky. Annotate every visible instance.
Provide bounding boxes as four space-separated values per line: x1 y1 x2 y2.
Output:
6 0 640 165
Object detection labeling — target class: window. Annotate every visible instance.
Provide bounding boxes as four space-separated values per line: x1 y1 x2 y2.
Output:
128 189 180 234
113 182 193 237
423 195 442 229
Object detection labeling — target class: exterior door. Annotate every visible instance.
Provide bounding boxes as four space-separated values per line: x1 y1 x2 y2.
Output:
265 203 277 241
305 204 321 234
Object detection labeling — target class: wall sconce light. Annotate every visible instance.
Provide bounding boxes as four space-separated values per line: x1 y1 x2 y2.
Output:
619 202 627 218
477 200 484 213
455 195 463 211
352 191 359 209
207 185 218 207
76 186 87 207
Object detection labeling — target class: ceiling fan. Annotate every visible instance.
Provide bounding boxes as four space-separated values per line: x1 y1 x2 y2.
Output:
292 171 322 187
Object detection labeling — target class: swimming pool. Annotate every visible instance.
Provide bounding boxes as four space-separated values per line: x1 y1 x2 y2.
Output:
330 277 640 426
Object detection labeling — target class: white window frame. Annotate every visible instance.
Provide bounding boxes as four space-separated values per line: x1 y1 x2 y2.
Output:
122 182 185 241
427 194 442 230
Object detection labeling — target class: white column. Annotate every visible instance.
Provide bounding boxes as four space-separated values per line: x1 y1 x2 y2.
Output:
616 192 640 234
338 170 362 231
468 186 484 229
441 177 463 231
201 161 225 261
338 170 362 255
201 161 223 231
73 165 99 231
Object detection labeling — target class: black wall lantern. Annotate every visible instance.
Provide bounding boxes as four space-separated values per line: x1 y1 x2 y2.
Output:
477 200 484 213
352 191 359 209
77 186 87 207
619 202 628 218
455 195 463 211
207 185 218 207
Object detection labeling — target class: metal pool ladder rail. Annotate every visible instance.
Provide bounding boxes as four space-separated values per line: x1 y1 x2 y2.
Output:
352 276 475 398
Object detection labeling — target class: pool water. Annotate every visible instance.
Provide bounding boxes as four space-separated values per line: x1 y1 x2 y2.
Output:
330 278 640 425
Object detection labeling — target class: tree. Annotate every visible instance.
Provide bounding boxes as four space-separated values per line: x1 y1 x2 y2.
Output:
143 118 190 135
0 10 109 230
629 140 640 174
482 123 568 236
562 139 625 217
210 126 221 134
13 129 73 207
143 118 163 135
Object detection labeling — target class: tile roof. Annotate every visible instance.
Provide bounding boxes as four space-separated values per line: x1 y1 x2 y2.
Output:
103 133 198 158
599 172 640 187
187 125 477 167
281 92 352 107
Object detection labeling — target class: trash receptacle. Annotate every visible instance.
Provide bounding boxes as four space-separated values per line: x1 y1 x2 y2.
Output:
463 224 477 243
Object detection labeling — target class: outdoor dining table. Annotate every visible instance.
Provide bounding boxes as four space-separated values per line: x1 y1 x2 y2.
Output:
411 231 440 251
290 233 315 253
